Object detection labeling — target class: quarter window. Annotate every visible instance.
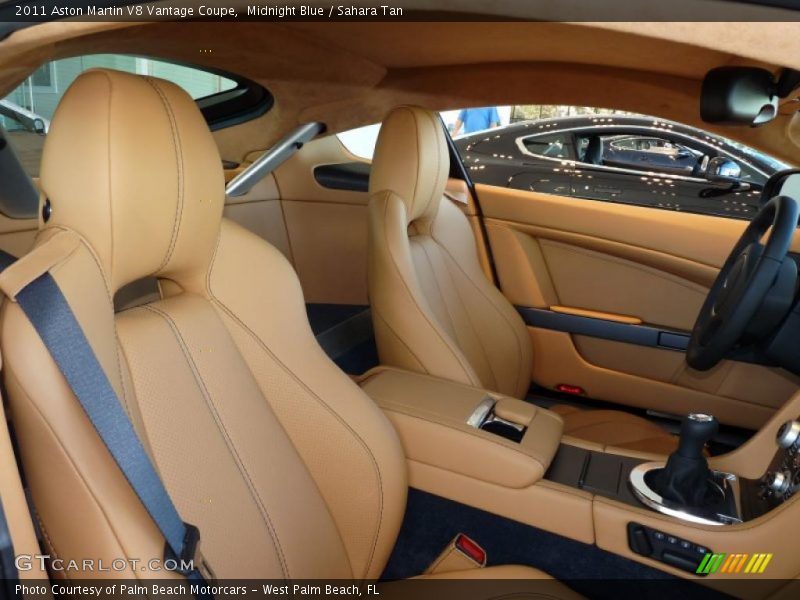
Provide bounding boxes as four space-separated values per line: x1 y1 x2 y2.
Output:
1 54 270 176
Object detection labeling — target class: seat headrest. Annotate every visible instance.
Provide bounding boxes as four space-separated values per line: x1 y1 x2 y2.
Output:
39 69 225 293
369 106 449 226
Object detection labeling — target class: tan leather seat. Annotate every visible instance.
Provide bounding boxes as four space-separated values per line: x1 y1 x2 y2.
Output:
367 106 677 455
0 69 579 593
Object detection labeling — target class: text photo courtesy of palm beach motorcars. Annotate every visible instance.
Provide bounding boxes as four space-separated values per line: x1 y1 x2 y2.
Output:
2 1 800 599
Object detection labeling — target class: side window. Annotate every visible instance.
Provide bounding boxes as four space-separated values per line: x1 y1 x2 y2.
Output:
449 105 789 220
521 133 575 159
1 54 269 177
599 134 702 176
335 108 512 161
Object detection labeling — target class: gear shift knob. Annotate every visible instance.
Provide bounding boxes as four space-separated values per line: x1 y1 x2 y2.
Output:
676 413 718 459
653 413 719 508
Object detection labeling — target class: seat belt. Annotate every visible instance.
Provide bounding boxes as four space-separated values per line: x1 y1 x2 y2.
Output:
0 250 212 598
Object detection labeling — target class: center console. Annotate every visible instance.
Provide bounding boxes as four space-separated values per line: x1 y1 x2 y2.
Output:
359 366 800 587
360 367 563 489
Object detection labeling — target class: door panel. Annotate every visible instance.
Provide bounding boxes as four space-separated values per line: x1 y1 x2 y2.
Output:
224 135 370 305
272 135 370 305
538 238 706 331
478 183 799 429
224 173 293 261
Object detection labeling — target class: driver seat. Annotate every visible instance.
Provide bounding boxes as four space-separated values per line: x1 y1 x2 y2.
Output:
0 70 580 592
367 106 678 455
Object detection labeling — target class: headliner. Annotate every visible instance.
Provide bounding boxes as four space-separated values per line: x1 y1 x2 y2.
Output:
0 16 798 164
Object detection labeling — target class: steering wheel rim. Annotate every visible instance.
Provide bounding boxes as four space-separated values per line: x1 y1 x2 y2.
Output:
687 195 799 371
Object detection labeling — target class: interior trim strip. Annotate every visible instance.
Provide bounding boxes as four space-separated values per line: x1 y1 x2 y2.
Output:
550 305 643 325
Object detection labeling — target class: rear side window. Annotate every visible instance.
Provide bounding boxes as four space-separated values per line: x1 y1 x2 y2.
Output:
1 54 271 176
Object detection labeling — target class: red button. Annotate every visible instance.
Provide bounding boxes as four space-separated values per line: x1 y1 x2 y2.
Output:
556 383 585 395
455 534 486 565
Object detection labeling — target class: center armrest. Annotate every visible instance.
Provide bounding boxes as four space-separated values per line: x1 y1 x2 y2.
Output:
360 367 563 489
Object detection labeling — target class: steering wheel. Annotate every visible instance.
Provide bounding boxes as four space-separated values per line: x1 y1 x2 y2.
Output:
687 195 800 371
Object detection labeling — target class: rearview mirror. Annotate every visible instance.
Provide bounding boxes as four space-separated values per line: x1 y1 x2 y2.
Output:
706 156 742 182
701 67 778 126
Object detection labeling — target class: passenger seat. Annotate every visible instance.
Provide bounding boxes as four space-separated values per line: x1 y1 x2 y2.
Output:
366 106 678 455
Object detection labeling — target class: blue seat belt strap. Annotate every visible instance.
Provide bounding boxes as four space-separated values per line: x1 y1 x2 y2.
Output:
0 251 211 597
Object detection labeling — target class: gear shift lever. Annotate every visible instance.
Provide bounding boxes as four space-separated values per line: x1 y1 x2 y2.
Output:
675 413 718 460
653 414 718 507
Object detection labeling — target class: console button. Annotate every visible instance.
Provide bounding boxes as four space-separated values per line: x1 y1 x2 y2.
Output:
630 526 653 556
628 522 710 574
663 550 702 573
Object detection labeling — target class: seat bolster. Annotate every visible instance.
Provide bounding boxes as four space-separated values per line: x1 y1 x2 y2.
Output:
208 218 408 579
429 199 534 398
368 191 482 388
0 245 169 579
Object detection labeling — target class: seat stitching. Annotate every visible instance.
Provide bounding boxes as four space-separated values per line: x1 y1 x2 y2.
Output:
140 304 291 578
47 227 131 417
421 109 444 215
101 70 115 300
424 238 502 391
207 296 385 578
404 107 422 220
375 192 481 386
371 309 430 373
204 230 384 579
144 78 184 272
417 238 499 391
6 367 148 582
414 239 460 339
432 221 528 395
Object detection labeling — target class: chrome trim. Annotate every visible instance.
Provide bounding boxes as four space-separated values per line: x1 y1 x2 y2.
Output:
466 397 496 429
777 420 800 449
689 413 715 422
513 124 769 181
226 122 324 197
766 471 791 494
0 98 50 134
629 462 741 526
